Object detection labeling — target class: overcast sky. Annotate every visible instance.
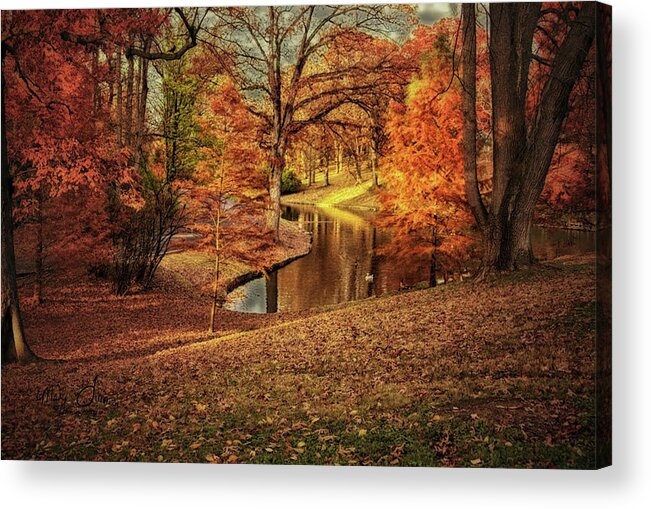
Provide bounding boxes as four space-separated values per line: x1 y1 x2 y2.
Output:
415 3 458 25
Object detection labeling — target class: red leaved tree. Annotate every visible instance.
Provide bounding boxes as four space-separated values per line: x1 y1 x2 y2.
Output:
2 9 140 362
185 80 272 332
380 24 475 286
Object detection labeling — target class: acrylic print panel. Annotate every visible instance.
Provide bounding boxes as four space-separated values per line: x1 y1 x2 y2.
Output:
1 2 611 469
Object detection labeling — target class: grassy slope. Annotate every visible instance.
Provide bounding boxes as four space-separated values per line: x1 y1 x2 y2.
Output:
281 164 380 210
2 256 598 468
160 218 312 296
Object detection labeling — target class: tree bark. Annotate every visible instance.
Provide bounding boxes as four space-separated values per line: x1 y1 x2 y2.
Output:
461 3 486 227
500 2 597 269
34 192 44 305
429 254 437 288
209 158 225 333
336 141 343 174
108 52 115 108
463 3 596 274
134 51 142 143
354 139 363 183
116 48 123 147
134 37 151 163
1 68 36 363
267 110 286 240
92 47 101 113
209 248 221 333
268 155 283 240
125 34 135 147
324 153 330 186
370 140 379 188
429 226 437 288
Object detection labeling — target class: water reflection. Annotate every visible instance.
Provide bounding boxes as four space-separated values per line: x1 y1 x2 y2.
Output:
531 227 596 261
225 205 596 314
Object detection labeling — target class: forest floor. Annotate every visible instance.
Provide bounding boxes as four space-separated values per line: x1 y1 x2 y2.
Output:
281 166 380 210
9 219 311 362
2 249 598 468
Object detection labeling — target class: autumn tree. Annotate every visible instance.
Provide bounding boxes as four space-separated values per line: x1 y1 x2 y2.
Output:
535 7 598 226
187 80 270 332
2 58 34 362
1 10 138 361
380 24 474 286
106 9 208 294
203 5 412 240
1 8 206 359
60 8 207 294
461 2 597 273
323 28 414 188
152 56 201 181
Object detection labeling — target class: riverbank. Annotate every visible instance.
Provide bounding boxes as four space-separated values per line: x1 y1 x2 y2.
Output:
161 218 312 297
282 166 600 234
11 218 311 362
281 167 380 210
2 255 599 467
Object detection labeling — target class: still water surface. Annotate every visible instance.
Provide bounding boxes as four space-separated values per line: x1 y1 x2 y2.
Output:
225 204 595 314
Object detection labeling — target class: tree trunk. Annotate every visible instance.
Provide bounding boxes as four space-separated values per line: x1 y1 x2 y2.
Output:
134 52 142 148
116 48 123 147
429 254 437 288
125 35 135 147
429 227 437 287
1 69 36 363
500 2 596 270
209 250 221 333
34 192 44 305
370 138 379 188
324 153 330 186
108 52 115 108
461 3 486 227
462 3 596 274
354 139 363 183
268 161 282 240
209 163 225 333
267 140 285 240
135 38 151 163
336 141 343 174
92 48 101 113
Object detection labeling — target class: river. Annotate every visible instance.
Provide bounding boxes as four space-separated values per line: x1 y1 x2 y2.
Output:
224 204 596 314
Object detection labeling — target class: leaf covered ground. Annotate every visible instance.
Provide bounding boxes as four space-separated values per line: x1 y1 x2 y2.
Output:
2 251 598 468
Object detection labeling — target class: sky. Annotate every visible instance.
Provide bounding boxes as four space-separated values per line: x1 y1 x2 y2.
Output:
415 3 457 25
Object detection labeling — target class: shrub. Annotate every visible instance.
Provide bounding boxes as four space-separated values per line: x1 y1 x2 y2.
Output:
281 169 302 195
107 177 185 295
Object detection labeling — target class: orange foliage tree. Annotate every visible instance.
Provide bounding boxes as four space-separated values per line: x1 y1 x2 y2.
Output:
185 80 271 332
2 8 206 360
380 24 475 286
202 6 414 240
2 9 138 361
